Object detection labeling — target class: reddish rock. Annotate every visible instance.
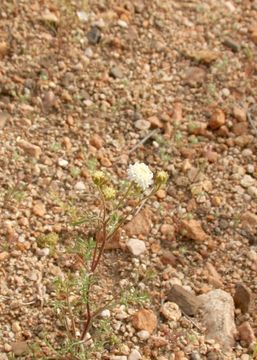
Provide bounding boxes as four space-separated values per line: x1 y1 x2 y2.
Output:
17 140 42 159
216 125 229 137
148 115 163 128
0 42 8 58
238 321 256 345
160 250 177 267
90 134 103 149
172 102 183 122
132 309 157 334
124 207 153 237
209 109 226 130
0 252 9 261
233 283 252 314
233 106 247 122
206 262 223 288
149 336 168 348
180 219 208 242
32 202 46 217
233 122 248 136
156 189 166 199
205 150 219 163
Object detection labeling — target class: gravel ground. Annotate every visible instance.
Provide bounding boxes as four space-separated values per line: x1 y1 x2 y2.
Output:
0 0 257 359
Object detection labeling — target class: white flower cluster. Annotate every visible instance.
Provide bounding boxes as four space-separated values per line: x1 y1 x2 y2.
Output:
128 162 153 191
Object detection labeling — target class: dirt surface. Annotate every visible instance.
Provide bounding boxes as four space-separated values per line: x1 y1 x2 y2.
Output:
0 0 257 359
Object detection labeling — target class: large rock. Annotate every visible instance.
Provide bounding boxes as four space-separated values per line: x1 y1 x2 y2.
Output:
167 285 201 316
198 290 236 352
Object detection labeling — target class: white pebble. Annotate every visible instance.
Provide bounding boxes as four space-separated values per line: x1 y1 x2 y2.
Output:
117 19 128 28
74 181 86 191
101 309 111 318
137 330 150 340
58 158 68 168
127 239 146 256
128 349 141 360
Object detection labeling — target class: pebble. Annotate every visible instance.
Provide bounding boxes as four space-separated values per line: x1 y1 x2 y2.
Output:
74 181 86 191
58 158 68 168
179 219 208 242
134 119 151 131
87 26 101 45
234 283 252 314
32 202 46 217
0 252 9 261
238 321 256 345
240 175 255 188
132 309 157 334
101 309 111 318
128 349 141 360
36 247 50 257
209 108 226 129
160 302 181 321
17 140 42 159
90 134 103 149
11 341 28 356
137 330 150 341
233 106 247 122
117 19 128 28
4 344 12 352
223 38 240 52
127 239 146 256
110 65 124 79
110 357 127 360
184 66 206 86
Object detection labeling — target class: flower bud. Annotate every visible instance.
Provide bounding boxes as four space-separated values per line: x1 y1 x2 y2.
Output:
155 171 169 185
102 186 116 200
92 171 106 186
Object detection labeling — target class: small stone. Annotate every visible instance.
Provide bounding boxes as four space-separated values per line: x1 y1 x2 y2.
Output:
238 321 256 345
124 208 152 237
223 38 240 52
161 302 181 321
11 341 28 356
134 119 151 131
160 250 177 267
100 156 112 167
36 247 50 257
250 31 257 45
206 151 219 163
110 65 123 79
233 106 247 122
85 47 93 58
33 202 46 217
180 219 208 242
160 224 175 239
240 175 255 188
175 351 187 360
0 252 9 261
156 189 166 199
0 42 8 58
87 26 101 45
117 19 128 28
0 112 9 129
101 309 111 318
206 262 223 288
150 336 168 348
128 349 141 360
188 50 219 64
198 289 236 352
17 140 42 159
110 357 127 360
137 330 150 340
184 67 206 86
127 239 146 256
247 186 257 199
234 283 252 314
4 344 12 352
167 285 201 316
209 108 226 130
241 212 257 231
233 122 248 135
11 321 21 333
90 134 103 149
148 116 163 128
41 9 59 25
58 158 68 168
132 309 157 334
74 181 86 191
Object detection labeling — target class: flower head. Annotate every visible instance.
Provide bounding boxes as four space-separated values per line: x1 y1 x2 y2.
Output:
102 186 116 200
128 163 153 191
155 170 169 185
92 171 106 186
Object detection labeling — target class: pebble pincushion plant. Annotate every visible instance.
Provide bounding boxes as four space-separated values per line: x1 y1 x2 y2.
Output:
51 163 168 359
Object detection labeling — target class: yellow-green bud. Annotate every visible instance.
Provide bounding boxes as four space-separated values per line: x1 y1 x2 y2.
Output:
155 171 169 185
92 171 106 186
102 186 116 200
